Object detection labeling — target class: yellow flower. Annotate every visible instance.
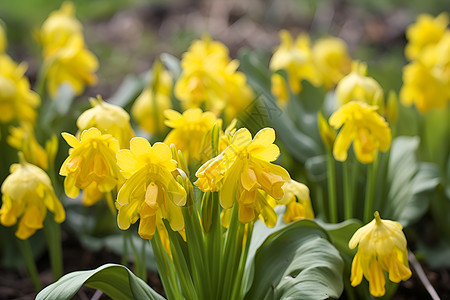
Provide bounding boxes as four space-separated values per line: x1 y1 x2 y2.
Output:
0 20 6 53
312 36 352 90
349 212 412 297
116 138 186 239
0 155 65 240
132 61 173 135
77 96 135 149
0 54 40 125
39 2 82 57
278 180 314 224
400 61 449 113
45 34 98 98
196 128 291 225
7 123 48 170
174 35 230 113
329 101 391 163
335 62 384 108
271 73 290 107
164 108 221 164
405 13 448 60
269 30 320 94
60 127 123 205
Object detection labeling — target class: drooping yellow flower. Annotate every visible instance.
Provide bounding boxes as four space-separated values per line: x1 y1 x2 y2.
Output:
164 108 221 164
77 96 135 149
174 35 229 113
349 212 412 297
271 73 290 107
45 34 98 98
116 138 186 239
335 62 384 108
7 123 48 170
329 101 391 163
0 20 6 53
196 128 291 225
132 61 173 135
400 61 449 113
0 54 40 125
270 30 320 94
38 2 82 57
405 13 448 60
0 155 65 240
312 36 352 90
39 2 98 98
278 180 314 224
60 127 123 205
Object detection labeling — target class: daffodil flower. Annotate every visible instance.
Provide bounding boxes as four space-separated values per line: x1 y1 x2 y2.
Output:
116 138 186 239
278 180 314 223
335 62 384 108
196 128 290 225
60 127 123 205
0 54 40 125
164 108 221 165
349 212 412 297
77 96 135 149
329 101 391 164
270 30 320 94
1 155 65 240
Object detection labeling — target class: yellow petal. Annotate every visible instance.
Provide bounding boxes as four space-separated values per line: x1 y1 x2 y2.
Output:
130 137 152 157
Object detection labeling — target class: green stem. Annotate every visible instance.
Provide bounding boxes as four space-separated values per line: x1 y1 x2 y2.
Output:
121 230 128 266
326 149 338 223
364 155 379 223
230 223 254 300
150 237 180 300
43 216 63 281
127 233 143 280
206 191 222 296
140 238 147 282
17 238 42 291
220 205 243 300
343 160 352 220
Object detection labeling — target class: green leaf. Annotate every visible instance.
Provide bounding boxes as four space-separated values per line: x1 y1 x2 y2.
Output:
161 53 182 80
384 137 440 226
36 263 164 300
244 219 344 300
107 73 146 108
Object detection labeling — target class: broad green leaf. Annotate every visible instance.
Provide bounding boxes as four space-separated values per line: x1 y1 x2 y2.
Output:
384 137 440 226
244 219 344 300
107 73 146 108
317 219 362 256
36 263 164 300
161 53 182 80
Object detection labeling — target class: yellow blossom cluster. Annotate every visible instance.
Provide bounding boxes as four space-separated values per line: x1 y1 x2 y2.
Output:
38 2 98 98
270 30 351 106
174 35 254 121
401 13 450 113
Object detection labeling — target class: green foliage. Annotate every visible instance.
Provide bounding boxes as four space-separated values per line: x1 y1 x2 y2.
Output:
36 263 164 300
244 219 344 300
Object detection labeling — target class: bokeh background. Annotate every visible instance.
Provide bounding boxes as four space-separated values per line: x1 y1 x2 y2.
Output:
1 0 449 98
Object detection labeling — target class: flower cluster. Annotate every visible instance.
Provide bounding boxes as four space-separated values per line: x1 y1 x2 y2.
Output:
401 13 450 113
196 128 291 225
174 35 253 121
270 30 351 106
38 2 98 98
